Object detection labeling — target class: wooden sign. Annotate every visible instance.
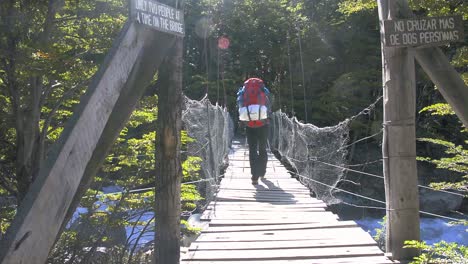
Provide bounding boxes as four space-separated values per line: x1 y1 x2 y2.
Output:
131 0 184 36
384 16 464 47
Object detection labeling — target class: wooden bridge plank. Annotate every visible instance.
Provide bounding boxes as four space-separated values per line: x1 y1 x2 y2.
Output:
196 227 376 243
206 202 326 212
201 209 329 219
216 193 312 200
189 239 376 250
206 208 327 213
208 200 325 206
183 246 385 261
182 256 397 264
217 190 311 196
214 197 316 203
206 205 327 211
220 181 307 188
200 210 337 221
218 187 309 192
201 221 358 233
207 218 341 226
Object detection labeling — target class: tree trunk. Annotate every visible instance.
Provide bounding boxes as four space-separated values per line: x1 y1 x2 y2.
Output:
15 77 42 201
154 37 183 264
2 0 62 202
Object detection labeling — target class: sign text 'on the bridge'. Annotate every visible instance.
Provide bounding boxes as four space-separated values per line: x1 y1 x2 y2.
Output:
132 0 184 36
384 16 464 47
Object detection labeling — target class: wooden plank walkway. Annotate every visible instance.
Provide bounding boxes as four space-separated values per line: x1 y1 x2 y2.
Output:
182 138 396 263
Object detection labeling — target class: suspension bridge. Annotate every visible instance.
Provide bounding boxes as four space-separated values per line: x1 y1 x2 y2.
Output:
181 137 397 263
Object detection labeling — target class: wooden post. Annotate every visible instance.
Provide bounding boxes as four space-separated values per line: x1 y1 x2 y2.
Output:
0 22 176 264
154 36 183 264
377 0 420 261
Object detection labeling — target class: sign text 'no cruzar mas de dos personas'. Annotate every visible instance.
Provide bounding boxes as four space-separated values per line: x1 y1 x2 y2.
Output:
384 16 464 47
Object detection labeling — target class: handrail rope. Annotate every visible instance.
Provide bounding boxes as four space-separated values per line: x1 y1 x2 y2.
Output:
291 170 386 205
283 155 465 197
104 141 211 161
346 96 383 123
311 159 385 180
340 201 386 211
339 201 465 222
85 177 220 199
311 159 465 197
289 169 465 222
346 159 383 167
315 129 383 160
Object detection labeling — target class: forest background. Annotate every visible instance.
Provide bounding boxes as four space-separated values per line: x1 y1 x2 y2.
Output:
0 0 466 262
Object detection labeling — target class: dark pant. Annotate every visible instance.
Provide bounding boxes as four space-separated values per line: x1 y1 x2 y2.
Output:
246 125 268 181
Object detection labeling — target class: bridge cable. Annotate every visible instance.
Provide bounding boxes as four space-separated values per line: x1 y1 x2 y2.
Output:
204 20 210 96
284 154 465 198
296 24 308 123
286 30 295 116
288 170 465 222
312 159 465 198
217 40 220 103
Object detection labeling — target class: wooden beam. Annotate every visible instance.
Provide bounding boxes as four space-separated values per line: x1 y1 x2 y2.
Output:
377 0 420 261
414 47 468 127
0 22 176 264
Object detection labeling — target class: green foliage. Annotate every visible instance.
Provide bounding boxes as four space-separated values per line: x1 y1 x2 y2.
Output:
409 0 468 18
0 206 15 235
183 0 385 125
404 240 468 264
373 216 387 250
181 219 201 236
183 156 203 181
420 103 456 116
417 138 467 191
0 0 127 199
338 0 467 18
338 0 377 16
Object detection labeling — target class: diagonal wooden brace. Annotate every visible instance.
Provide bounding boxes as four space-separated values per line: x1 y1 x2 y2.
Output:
0 21 176 264
414 47 468 127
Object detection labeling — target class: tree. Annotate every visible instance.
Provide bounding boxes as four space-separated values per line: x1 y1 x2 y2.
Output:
0 0 126 202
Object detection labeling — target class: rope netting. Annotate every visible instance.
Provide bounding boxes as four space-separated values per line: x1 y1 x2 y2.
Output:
182 96 234 204
269 111 351 205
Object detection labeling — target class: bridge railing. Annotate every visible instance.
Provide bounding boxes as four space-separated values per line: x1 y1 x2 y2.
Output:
182 97 234 205
269 111 350 204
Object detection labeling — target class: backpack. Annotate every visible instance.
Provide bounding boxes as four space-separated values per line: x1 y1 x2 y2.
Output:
237 78 270 128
